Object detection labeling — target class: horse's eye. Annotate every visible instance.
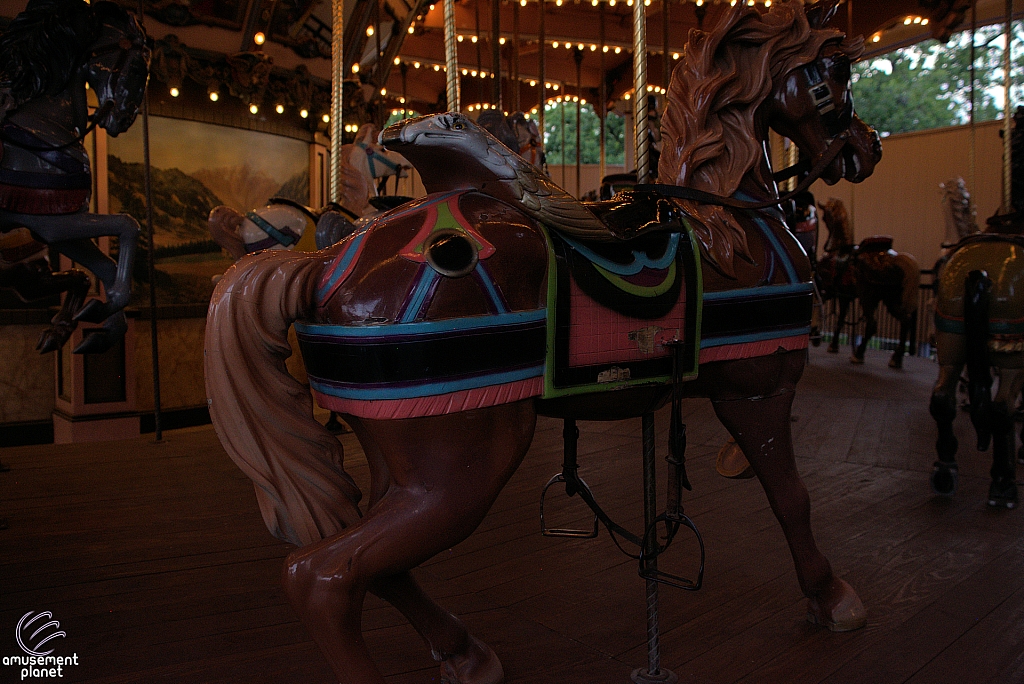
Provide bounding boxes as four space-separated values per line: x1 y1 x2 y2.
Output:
453 122 465 130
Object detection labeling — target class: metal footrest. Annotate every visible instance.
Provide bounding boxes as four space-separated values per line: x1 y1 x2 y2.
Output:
540 472 599 538
638 512 705 591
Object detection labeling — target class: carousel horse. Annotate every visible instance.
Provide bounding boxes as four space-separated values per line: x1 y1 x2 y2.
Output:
208 197 319 260
930 110 1024 508
0 0 149 354
335 123 410 216
934 177 979 275
479 110 546 170
205 3 881 682
816 197 920 368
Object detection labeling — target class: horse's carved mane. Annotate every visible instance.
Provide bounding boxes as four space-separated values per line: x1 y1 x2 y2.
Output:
660 1 862 277
820 197 852 252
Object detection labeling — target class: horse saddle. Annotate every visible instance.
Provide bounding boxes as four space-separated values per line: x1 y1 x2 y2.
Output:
856 235 894 253
580 189 687 242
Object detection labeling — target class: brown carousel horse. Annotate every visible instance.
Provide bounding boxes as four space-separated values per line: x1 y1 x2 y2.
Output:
816 197 920 368
205 3 881 682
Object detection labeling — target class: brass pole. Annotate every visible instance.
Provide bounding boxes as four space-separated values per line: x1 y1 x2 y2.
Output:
575 48 583 198
599 1 606 182
492 0 502 107
633 0 650 183
513 0 521 112
444 0 460 111
1004 0 1012 212
539 0 546 149
330 0 344 203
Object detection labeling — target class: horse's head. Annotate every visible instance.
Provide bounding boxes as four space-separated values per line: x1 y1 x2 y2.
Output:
940 177 977 242
381 112 519 193
766 41 880 185
85 3 150 137
819 197 852 252
239 200 316 254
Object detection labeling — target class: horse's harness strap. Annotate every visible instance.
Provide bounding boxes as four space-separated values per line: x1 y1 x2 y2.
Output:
246 211 299 248
636 131 849 212
357 142 402 177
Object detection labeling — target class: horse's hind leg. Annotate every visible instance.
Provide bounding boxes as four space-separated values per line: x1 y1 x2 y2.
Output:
853 298 879 364
988 365 1024 508
930 356 964 496
828 297 849 353
707 350 866 631
0 260 90 352
282 402 536 684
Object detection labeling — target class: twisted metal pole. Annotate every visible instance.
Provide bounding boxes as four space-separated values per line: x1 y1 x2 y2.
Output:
633 0 650 184
444 0 460 111
538 0 546 151
1003 0 1012 212
330 0 344 204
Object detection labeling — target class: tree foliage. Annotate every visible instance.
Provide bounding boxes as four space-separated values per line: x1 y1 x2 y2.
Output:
542 103 626 165
853 22 1024 135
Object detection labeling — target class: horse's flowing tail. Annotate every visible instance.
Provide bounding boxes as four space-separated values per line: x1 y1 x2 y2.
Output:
964 269 993 451
205 249 362 547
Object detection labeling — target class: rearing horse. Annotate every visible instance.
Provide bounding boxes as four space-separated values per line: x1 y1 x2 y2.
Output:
0 0 149 353
205 3 881 682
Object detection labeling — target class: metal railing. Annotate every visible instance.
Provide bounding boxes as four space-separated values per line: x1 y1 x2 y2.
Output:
817 270 937 359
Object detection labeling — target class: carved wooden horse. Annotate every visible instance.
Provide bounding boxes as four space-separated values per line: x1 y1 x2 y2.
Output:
206 4 881 682
208 197 320 260
0 0 149 353
816 197 920 368
335 123 411 217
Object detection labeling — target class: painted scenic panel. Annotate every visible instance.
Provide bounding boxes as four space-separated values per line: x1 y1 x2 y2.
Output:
107 116 309 304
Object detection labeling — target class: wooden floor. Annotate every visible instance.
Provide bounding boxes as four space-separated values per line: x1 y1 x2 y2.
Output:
2 346 1024 684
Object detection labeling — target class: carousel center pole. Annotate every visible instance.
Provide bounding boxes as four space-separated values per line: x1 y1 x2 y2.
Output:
330 0 344 204
444 0 460 111
1003 0 1012 213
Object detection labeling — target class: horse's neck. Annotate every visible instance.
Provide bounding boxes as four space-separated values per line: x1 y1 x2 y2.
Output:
8 89 86 143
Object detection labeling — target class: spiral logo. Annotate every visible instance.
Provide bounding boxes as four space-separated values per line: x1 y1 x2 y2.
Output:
16 611 66 657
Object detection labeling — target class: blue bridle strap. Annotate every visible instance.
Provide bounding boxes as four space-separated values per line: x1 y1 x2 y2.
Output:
246 211 299 248
356 142 402 178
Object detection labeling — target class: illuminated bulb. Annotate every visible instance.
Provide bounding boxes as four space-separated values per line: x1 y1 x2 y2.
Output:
352 63 360 73
530 80 537 86
457 34 464 42
499 37 506 44
394 56 401 65
730 0 736 5
696 0 703 4
322 113 330 123
913 16 921 23
645 0 651 5
521 0 527 6
921 18 929 25
545 82 551 88
468 105 475 111
614 46 621 54
580 98 586 105
556 96 562 102
572 95 578 102
249 103 259 114
471 70 478 76
590 44 597 51
555 0 562 5
672 52 679 59
408 25 415 33
380 87 387 96
434 64 441 71
747 0 754 5
603 45 609 52
462 68 468 75
366 25 374 36
254 32 265 45
624 93 631 100
592 0 598 5
399 96 406 104
300 109 309 118
553 41 559 48
904 16 911 25
413 61 420 68
872 34 880 42
577 43 583 50
471 35 478 43
552 83 559 90
626 0 632 5
169 87 179 97
764 0 771 5
392 110 399 116
609 0 615 5
430 3 435 9
647 84 653 91
275 104 284 114
209 91 219 101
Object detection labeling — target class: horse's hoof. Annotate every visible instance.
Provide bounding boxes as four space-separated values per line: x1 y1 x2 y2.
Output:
73 331 116 355
716 440 754 479
849 354 865 365
73 298 110 324
36 327 73 354
807 577 866 632
931 462 959 496
324 413 352 435
439 636 503 684
987 477 1018 509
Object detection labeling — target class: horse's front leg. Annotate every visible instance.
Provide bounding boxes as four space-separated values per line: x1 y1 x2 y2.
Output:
282 402 536 684
988 365 1024 507
852 298 879 364
25 211 139 321
829 296 850 354
929 357 963 496
889 308 913 369
0 259 91 352
707 351 866 632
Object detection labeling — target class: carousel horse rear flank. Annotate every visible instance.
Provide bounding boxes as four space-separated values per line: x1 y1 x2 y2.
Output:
206 3 881 682
817 197 919 368
0 0 150 353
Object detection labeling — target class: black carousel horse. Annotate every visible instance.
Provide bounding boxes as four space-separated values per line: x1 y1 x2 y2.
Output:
0 0 150 353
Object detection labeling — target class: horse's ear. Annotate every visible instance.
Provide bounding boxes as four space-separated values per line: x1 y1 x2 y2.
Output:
805 0 840 29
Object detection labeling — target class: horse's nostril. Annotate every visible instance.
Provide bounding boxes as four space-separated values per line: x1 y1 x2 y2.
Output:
425 231 479 278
